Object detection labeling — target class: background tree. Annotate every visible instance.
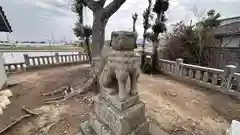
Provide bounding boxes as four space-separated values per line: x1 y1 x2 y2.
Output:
194 9 221 65
132 12 138 32
73 22 92 62
163 9 221 66
72 2 92 63
151 0 169 72
141 0 153 69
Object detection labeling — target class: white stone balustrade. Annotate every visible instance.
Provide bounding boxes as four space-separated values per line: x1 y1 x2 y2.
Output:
158 58 240 99
5 52 89 74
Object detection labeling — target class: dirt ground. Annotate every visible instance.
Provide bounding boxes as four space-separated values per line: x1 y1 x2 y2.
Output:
0 65 93 135
139 74 240 135
0 65 239 135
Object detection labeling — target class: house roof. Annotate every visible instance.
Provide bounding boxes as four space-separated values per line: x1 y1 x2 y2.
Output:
219 16 240 22
214 22 240 37
0 6 12 32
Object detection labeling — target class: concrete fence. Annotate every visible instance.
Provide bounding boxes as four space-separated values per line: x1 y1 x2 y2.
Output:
135 51 240 99
158 58 240 99
4 52 89 74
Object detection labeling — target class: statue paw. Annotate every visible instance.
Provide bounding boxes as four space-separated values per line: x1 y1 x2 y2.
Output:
130 89 138 96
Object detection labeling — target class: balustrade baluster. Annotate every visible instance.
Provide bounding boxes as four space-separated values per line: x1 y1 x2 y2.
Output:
51 56 54 64
74 55 77 61
64 56 66 62
195 70 201 80
166 64 170 72
14 64 18 72
72 55 74 62
42 57 45 65
182 68 188 77
236 75 240 92
64 56 67 62
60 56 63 63
47 57 50 64
20 63 24 71
188 69 194 78
80 54 83 61
37 58 41 65
32 58 36 66
212 74 218 85
8 65 12 72
203 72 209 83
171 64 175 73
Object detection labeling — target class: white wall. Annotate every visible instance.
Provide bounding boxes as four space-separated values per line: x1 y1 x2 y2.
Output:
222 36 240 47
0 53 7 89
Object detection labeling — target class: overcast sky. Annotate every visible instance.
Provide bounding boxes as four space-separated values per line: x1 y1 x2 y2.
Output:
1 0 240 41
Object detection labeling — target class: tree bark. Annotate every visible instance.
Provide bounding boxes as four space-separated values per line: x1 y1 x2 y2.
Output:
141 29 147 68
151 12 163 72
85 37 92 63
133 20 136 32
152 38 159 73
91 14 106 58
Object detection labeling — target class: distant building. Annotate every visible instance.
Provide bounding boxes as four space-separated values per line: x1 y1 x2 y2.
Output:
214 16 240 47
209 16 240 70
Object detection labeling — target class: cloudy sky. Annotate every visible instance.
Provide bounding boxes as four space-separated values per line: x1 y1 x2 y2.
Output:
1 0 240 41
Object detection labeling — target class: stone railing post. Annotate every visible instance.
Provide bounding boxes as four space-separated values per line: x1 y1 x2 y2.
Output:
175 58 183 76
23 54 30 66
55 53 59 63
221 65 236 90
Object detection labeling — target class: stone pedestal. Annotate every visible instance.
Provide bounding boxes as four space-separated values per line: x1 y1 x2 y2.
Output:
80 91 150 135
80 31 150 135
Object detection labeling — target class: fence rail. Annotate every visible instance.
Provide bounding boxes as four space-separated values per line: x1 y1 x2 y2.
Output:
158 58 240 99
4 62 26 73
4 52 89 74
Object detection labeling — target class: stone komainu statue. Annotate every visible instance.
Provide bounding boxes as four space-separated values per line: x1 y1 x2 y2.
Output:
99 31 140 101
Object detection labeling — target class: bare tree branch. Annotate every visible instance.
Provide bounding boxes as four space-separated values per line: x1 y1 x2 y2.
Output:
103 0 127 19
223 37 233 47
83 0 99 11
189 4 205 21
99 0 107 7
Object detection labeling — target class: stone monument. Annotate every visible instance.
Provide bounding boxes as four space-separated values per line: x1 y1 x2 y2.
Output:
0 53 7 89
80 31 150 135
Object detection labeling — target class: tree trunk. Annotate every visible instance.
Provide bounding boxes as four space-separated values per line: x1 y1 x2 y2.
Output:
133 21 136 32
91 12 108 73
152 39 158 73
151 13 162 73
82 12 107 93
91 13 106 58
141 29 146 68
85 37 92 63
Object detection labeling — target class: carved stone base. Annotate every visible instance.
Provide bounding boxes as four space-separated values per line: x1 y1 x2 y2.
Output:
80 95 150 135
100 89 139 110
80 118 150 135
